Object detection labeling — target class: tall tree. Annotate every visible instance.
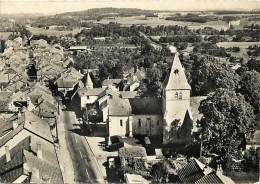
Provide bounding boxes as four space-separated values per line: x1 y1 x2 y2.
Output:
198 88 255 159
239 70 260 113
191 56 240 96
140 67 162 97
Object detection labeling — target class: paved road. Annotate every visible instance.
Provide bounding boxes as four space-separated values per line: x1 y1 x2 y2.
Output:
63 110 104 183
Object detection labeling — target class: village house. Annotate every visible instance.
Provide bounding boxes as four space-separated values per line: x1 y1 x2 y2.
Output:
0 138 62 183
0 110 63 182
124 66 146 91
0 111 55 158
0 91 35 116
102 78 124 91
176 158 235 184
54 68 84 99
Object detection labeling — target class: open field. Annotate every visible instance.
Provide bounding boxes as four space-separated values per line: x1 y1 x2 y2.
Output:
27 27 81 37
93 16 229 30
0 27 81 40
217 42 260 48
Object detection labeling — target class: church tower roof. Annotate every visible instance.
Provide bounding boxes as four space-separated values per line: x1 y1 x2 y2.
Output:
163 52 191 90
85 71 93 89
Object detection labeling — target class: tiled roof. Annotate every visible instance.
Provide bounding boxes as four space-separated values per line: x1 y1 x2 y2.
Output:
33 101 57 118
78 87 105 97
0 119 13 137
195 173 223 184
0 120 24 148
177 159 205 183
24 150 63 183
0 150 25 183
0 111 53 148
120 91 140 99
0 136 62 183
119 146 147 158
23 111 53 143
11 91 27 102
0 137 31 183
129 97 162 115
102 79 122 86
6 80 27 92
55 68 83 88
109 97 131 116
56 79 78 88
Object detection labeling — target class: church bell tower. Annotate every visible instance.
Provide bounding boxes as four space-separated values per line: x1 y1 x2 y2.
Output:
162 52 192 144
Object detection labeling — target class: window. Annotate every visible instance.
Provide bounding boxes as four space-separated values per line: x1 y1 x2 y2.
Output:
175 92 178 99
157 120 160 126
179 92 183 99
120 120 123 126
138 119 141 127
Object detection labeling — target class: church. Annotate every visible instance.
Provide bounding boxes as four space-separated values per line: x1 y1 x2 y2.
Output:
79 52 193 145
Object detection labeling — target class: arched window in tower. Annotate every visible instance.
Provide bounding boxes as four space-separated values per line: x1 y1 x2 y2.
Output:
179 92 183 99
175 92 178 99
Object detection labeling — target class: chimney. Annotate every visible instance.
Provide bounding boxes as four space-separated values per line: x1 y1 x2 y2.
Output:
12 121 18 129
36 142 43 160
5 145 11 162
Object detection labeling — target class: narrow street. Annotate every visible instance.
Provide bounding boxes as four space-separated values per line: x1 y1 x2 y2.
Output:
62 110 104 183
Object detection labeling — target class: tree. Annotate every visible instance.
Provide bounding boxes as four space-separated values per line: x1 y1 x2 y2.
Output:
191 56 240 95
112 62 123 79
140 67 162 97
247 59 260 73
151 160 169 183
197 88 256 159
17 25 32 42
239 70 260 113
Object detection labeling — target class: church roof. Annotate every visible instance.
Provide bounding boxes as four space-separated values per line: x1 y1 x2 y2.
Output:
163 53 191 90
130 98 162 115
109 97 131 116
85 72 93 88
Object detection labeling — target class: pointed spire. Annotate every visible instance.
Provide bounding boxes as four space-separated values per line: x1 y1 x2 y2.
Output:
85 70 93 89
163 52 191 90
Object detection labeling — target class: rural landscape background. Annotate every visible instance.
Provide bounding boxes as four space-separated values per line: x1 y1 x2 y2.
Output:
0 0 260 183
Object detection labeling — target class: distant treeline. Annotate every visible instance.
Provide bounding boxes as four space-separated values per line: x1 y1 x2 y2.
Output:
165 14 218 23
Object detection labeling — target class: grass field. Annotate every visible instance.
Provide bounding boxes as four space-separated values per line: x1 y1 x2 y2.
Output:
93 16 229 30
217 42 260 48
0 27 81 40
28 27 81 37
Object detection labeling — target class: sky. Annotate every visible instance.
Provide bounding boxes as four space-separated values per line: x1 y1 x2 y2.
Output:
0 0 260 15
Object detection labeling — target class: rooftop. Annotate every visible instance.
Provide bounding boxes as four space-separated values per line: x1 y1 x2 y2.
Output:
130 97 162 115
109 97 131 116
0 111 53 148
102 79 122 86
78 87 106 97
119 91 140 99
163 53 191 90
0 136 62 183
